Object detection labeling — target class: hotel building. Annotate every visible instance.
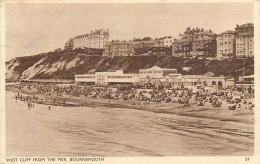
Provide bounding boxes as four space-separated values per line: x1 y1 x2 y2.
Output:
216 30 236 59
172 27 217 57
65 29 109 50
235 23 254 58
103 40 160 57
103 41 135 57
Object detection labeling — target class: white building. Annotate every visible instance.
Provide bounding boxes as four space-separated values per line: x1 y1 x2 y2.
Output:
72 29 109 49
157 36 175 47
216 30 236 59
75 66 235 89
75 70 139 85
139 66 178 84
163 36 175 47
235 23 254 58
161 74 235 89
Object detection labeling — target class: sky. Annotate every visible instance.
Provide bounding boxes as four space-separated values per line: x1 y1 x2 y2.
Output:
5 2 254 61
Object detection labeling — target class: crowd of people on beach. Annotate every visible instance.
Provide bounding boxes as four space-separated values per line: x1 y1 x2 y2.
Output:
15 92 37 110
7 82 254 111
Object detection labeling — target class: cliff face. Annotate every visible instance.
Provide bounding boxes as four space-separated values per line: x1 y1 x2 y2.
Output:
5 50 254 80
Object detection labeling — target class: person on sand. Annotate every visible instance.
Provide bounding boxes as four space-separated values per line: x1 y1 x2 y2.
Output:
48 106 51 110
28 103 31 110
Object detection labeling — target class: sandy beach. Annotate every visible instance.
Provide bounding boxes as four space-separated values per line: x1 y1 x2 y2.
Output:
6 87 254 125
6 88 254 156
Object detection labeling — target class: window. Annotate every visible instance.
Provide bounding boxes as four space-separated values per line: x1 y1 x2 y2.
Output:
229 42 231 44
225 35 227 37
250 51 253 54
225 42 227 44
225 49 227 52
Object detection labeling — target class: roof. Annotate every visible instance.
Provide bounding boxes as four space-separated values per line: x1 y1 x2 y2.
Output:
242 75 254 78
196 31 216 36
173 38 190 43
152 43 165 48
227 78 235 81
166 73 182 77
107 40 158 46
184 75 208 79
193 36 216 41
140 65 177 71
218 30 236 36
184 75 226 79
110 41 132 45
165 78 200 83
237 23 254 29
24 79 74 82
237 31 254 36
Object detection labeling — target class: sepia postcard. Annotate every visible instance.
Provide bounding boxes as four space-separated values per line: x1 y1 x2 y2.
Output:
0 0 259 164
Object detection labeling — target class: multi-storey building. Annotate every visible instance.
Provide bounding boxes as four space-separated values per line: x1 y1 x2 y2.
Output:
172 27 217 57
171 38 191 57
103 41 135 57
103 40 160 57
157 36 175 47
66 29 109 49
216 30 236 59
192 35 216 57
155 36 174 47
235 23 254 58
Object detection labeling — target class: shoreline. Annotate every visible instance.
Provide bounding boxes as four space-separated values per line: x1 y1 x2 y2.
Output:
5 87 254 125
